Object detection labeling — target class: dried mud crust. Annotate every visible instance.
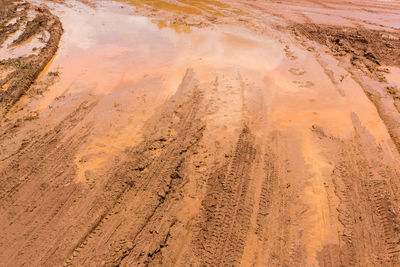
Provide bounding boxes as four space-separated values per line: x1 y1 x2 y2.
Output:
0 1 63 117
312 115 400 266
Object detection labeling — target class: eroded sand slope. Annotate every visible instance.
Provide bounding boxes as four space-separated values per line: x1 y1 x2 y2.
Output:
0 0 400 266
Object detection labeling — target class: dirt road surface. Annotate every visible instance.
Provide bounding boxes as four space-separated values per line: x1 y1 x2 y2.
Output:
0 0 400 266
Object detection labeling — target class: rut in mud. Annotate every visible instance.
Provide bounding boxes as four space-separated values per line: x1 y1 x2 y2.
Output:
0 100 97 266
0 1 63 118
64 69 206 266
293 24 400 154
193 125 256 266
312 115 400 266
1 0 400 266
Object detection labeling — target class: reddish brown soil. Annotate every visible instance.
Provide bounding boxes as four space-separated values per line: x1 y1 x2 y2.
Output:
0 0 400 266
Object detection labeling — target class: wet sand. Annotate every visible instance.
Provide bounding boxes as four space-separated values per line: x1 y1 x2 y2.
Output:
0 0 400 266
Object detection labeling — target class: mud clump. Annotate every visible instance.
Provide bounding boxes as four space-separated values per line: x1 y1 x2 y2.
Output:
0 2 28 45
293 24 400 82
11 11 49 46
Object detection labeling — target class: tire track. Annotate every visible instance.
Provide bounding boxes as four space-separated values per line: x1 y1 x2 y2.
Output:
193 125 256 266
313 115 400 266
255 148 278 241
255 136 306 267
0 100 97 205
63 69 206 266
0 100 97 265
366 180 400 261
317 244 341 267
293 23 400 154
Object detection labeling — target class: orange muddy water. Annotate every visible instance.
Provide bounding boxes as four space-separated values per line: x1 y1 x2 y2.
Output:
0 0 400 266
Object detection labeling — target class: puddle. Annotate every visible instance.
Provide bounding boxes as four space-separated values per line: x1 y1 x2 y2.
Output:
13 1 394 185
27 0 395 187
29 0 282 181
152 19 191 33
0 30 45 60
0 12 49 60
39 1 180 99
35 0 282 99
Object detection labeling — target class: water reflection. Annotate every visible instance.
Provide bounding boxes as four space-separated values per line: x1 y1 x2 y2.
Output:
152 19 191 34
115 0 243 17
39 0 281 99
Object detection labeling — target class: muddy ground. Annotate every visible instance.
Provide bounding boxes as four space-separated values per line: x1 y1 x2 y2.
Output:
0 0 400 266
